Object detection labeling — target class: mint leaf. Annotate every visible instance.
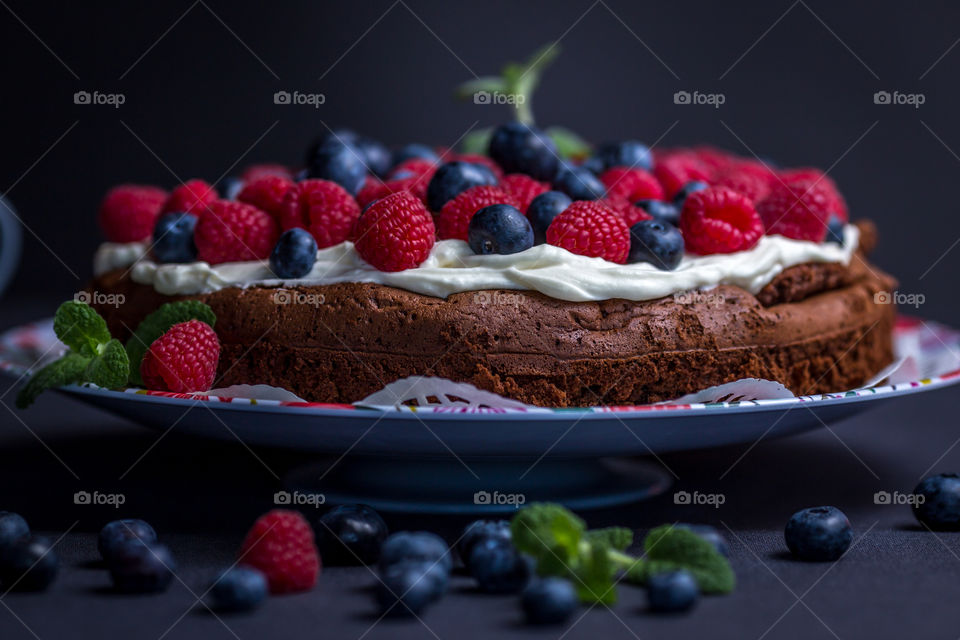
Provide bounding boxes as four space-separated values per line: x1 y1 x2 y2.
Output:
126 301 216 385
586 527 633 551
16 352 89 409
53 301 110 357
546 127 592 160
460 128 493 155
634 525 735 594
85 339 130 389
575 540 618 605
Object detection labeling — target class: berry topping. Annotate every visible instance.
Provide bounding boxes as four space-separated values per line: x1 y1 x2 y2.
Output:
456 153 504 181
522 577 578 625
628 220 684 270
437 185 520 241
270 228 318 279
468 204 534 255
646 570 699 613
468 538 532 594
354 191 436 272
98 184 167 242
636 199 680 226
680 186 764 255
912 473 960 530
278 179 361 249
714 162 774 203
426 161 498 212
241 163 293 183
527 191 571 245
388 158 438 181
653 154 712 199
594 140 653 172
0 536 58 592
779 168 848 220
306 139 367 195
392 143 440 168
546 200 630 264
500 174 550 212
237 175 295 219
239 510 320 594
162 179 217 215
672 180 709 207
140 319 220 393
152 212 198 263
553 165 606 201
756 179 832 242
315 504 389 566
599 167 664 202
352 136 392 177
603 195 653 227
108 540 175 594
488 122 559 181
194 200 280 264
784 506 853 561
826 215 845 245
98 519 158 562
209 567 268 612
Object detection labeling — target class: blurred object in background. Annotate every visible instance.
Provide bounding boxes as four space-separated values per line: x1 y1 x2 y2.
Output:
0 195 23 298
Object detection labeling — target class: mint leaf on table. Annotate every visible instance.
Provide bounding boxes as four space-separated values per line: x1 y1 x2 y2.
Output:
125 300 216 385
53 300 111 357
15 352 89 409
85 339 130 389
626 525 736 594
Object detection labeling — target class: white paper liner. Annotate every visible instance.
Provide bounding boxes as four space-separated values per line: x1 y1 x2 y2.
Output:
191 384 306 402
657 378 794 404
356 376 534 409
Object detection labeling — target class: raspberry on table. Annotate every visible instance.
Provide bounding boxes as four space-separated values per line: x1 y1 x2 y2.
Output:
756 178 836 242
599 167 664 202
238 176 295 219
239 510 320 594
354 191 436 272
680 186 765 254
546 200 631 264
278 179 361 248
500 174 549 213
140 319 220 393
437 186 520 241
162 179 217 215
194 200 280 264
98 184 168 242
653 154 712 199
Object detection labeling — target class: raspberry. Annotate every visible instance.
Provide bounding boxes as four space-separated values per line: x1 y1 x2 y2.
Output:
195 200 279 264
162 179 217 215
500 174 549 213
354 192 435 271
237 175 295 219
691 146 739 175
546 200 630 264
239 510 320 594
714 162 774 203
241 163 293 183
387 159 437 180
455 153 504 181
356 172 434 209
653 154 712 199
680 186 764 254
140 319 220 393
778 168 848 221
437 186 520 241
98 184 167 242
599 167 664 202
756 179 833 242
603 195 653 227
278 179 361 248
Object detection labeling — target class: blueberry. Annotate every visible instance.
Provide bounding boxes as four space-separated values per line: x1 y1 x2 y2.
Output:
315 504 388 566
304 128 358 166
307 140 367 196
579 156 606 175
468 205 533 256
219 176 245 201
109 539 175 593
0 512 29 552
376 560 448 617
378 531 451 574
468 538 532 594
392 143 440 168
469 162 499 186
426 161 496 212
553 166 605 201
672 181 709 207
521 577 577 625
826 215 845 245
488 122 559 181
646 570 699 613
98 519 158 563
270 229 318 279
675 524 729 557
635 199 680 226
784 506 853 561
527 191 571 245
457 520 511 570
628 220 684 270
595 140 652 172
152 212 198 263
0 536 58 592
209 567 268 612
913 473 960 530
353 136 392 177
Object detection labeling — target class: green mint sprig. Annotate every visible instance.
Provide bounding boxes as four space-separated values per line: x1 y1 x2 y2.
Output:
124 300 216 385
511 503 735 604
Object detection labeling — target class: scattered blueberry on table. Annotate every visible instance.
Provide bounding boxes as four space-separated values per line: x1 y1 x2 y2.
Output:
675 524 729 557
0 535 59 592
646 570 699 613
458 519 512 571
209 567 268 612
98 519 158 563
377 559 449 617
521 577 578 625
378 531 452 574
784 506 853 561
315 504 389 565
108 539 175 593
0 511 30 551
468 537 532 594
913 472 960 530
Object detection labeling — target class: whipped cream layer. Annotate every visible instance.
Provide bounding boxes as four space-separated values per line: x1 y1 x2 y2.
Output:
94 225 859 302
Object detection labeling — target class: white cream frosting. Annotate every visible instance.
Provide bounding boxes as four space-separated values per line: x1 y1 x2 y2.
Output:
93 225 859 302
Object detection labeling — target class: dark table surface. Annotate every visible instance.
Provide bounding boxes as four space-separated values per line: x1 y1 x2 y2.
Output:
1 295 959 640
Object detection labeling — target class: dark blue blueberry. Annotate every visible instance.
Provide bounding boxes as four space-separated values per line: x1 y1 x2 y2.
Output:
458 520 511 570
826 215 845 245
527 191 572 245
0 536 58 591
304 128 358 166
553 166 605 201
635 200 680 226
521 578 577 625
219 176 245 201
392 143 439 168
426 161 496 212
209 567 268 612
376 560 448 617
353 136 392 177
306 140 367 196
646 570 699 613
469 162 499 185
579 156 606 175
672 181 709 207
152 212 198 264
468 205 533 256
315 504 388 566
378 531 452 574
98 519 158 563
628 220 684 270
595 140 652 171
468 538 532 594
913 473 960 530
675 524 729 557
784 506 853 561
488 122 559 181
0 512 29 552
270 229 318 279
108 539 175 593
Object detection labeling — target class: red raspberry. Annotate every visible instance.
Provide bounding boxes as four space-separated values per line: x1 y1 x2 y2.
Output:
387 159 437 180
279 179 361 248
455 154 504 181
653 154 712 199
680 186 765 254
237 175 295 219
599 167 664 202
500 174 549 213
546 200 630 264
354 192 435 271
162 179 217 215
691 146 739 175
356 178 391 208
239 510 320 595
97 184 167 242
603 195 653 227
195 200 279 264
356 172 434 209
140 319 220 393
437 186 520 241
756 179 834 242
241 163 294 182
714 162 774 203
778 168 848 221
